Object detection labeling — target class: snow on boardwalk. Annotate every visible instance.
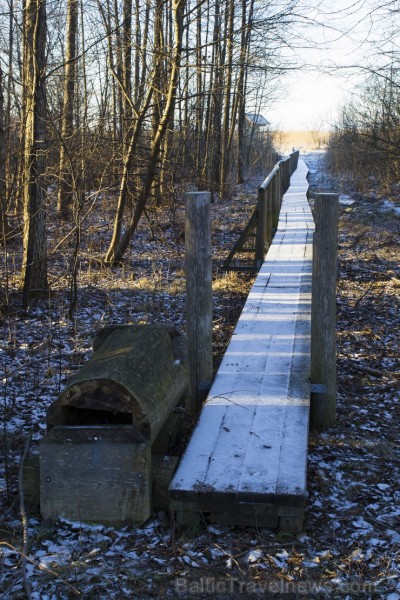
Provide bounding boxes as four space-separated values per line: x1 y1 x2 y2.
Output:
170 159 314 532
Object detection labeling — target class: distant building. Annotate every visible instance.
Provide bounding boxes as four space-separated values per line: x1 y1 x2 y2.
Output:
244 113 270 142
245 113 270 128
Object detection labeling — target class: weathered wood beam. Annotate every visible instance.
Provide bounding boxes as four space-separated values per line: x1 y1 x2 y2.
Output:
310 193 339 429
185 192 213 414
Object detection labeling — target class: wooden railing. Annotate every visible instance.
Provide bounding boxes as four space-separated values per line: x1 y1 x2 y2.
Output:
223 149 300 272
170 156 313 532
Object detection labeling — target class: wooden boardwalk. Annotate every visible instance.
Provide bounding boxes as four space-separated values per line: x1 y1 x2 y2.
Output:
169 159 314 532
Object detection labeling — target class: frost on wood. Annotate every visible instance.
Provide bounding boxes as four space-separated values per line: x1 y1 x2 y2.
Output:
46 324 189 442
170 160 314 531
40 324 189 525
1 152 400 598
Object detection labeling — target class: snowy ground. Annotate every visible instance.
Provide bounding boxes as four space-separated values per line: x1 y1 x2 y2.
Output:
1 152 399 599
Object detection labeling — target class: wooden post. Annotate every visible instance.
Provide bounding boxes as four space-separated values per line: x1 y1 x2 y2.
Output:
310 193 339 429
266 183 273 247
285 159 290 190
294 150 299 170
279 161 284 197
185 192 213 414
291 151 296 174
272 170 279 230
282 159 288 194
256 187 267 268
276 168 282 211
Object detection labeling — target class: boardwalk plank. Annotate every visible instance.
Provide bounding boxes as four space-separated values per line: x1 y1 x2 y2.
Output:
170 159 313 530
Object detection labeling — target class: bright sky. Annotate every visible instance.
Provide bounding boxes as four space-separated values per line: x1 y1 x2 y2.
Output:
265 0 387 131
267 70 348 131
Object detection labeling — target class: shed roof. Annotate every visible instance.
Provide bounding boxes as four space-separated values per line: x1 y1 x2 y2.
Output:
245 113 270 127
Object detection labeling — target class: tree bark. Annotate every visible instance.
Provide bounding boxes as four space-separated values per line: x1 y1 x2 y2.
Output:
104 0 185 265
219 0 234 196
202 0 220 195
21 0 48 306
237 0 254 183
103 81 155 265
114 0 123 141
0 66 9 241
122 0 132 147
57 0 78 219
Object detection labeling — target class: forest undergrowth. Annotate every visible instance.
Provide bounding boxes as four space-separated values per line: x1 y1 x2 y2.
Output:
0 151 399 599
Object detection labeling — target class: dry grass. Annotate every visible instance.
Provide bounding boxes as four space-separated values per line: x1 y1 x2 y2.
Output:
1 153 399 599
212 271 250 294
273 130 330 153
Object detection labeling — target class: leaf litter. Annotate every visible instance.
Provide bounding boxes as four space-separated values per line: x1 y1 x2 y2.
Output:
0 152 399 598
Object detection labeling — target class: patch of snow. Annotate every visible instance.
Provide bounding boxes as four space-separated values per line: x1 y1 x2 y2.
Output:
302 559 320 568
382 199 400 215
339 194 355 206
386 529 400 544
377 483 391 491
207 525 225 535
352 518 373 530
209 547 225 560
246 548 263 563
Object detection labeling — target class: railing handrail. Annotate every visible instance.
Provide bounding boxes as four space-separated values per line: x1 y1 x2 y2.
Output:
259 149 300 192
223 149 300 272
259 164 279 192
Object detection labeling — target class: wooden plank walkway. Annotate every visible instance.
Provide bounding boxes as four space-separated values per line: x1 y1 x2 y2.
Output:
169 159 314 532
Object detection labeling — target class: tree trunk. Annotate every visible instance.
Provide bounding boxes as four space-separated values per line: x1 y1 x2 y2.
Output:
237 0 254 183
159 4 178 202
57 0 78 219
79 0 88 195
103 79 155 265
202 0 220 195
133 0 141 102
139 0 151 98
210 0 224 193
114 0 123 141
219 0 234 196
151 0 165 205
194 2 204 187
21 0 48 306
104 0 185 265
5 0 15 218
0 66 9 241
122 0 132 146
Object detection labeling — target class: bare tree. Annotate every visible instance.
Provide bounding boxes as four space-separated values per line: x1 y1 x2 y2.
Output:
57 0 79 219
237 0 254 183
219 0 234 196
21 0 48 305
104 0 186 265
0 66 9 240
0 0 315 286
328 64 400 192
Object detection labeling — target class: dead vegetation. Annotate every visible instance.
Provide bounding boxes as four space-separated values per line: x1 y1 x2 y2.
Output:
1 153 399 598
